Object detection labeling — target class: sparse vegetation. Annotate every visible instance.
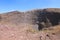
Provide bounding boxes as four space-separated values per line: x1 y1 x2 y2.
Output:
42 25 60 34
0 8 60 40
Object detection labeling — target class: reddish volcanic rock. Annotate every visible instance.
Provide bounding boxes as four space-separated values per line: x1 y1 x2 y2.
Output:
0 8 60 40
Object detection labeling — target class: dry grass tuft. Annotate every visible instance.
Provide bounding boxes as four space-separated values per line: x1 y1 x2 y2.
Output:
42 25 60 34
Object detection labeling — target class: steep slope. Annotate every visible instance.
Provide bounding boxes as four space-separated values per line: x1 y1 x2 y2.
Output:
25 8 60 30
0 11 25 25
0 8 60 30
0 8 60 40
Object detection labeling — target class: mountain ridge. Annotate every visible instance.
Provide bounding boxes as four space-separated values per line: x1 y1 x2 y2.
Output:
0 8 60 40
0 8 60 30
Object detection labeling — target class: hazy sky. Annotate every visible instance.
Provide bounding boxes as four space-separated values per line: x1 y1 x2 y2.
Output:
0 0 60 13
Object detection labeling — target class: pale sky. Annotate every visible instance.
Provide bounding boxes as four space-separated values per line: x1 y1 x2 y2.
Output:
0 0 60 13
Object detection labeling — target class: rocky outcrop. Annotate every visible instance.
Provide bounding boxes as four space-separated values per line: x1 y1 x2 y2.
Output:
25 9 60 30
0 8 60 40
0 8 60 30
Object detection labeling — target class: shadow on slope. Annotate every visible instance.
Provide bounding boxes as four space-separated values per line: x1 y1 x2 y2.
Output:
37 10 60 30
